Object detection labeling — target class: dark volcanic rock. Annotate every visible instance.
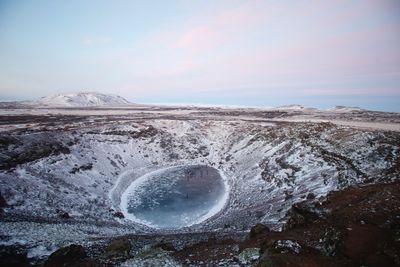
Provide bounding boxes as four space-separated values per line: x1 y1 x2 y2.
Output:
56 209 71 219
44 244 92 267
0 245 29 267
154 241 176 252
284 200 322 230
0 193 7 208
69 163 93 174
60 212 70 219
250 223 270 238
113 211 125 218
306 192 316 200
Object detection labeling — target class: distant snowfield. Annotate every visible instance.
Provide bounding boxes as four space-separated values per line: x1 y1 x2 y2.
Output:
141 102 273 109
0 107 193 116
273 117 400 132
332 120 400 131
1 105 399 132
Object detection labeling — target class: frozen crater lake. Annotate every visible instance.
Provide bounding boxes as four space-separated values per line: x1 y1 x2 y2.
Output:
121 165 229 229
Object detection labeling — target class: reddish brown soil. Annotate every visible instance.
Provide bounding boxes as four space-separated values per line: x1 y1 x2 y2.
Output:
173 182 400 266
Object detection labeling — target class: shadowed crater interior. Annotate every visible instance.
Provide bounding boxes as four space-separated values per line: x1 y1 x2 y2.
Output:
121 165 228 229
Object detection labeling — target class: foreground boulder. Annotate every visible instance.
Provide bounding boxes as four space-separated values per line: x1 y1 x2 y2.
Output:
0 245 29 267
154 241 176 252
44 244 95 267
284 200 323 230
250 223 270 238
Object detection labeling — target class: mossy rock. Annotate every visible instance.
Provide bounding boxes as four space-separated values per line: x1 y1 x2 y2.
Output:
105 238 131 258
137 246 167 258
250 223 270 238
119 247 180 267
237 247 260 265
260 239 276 255
257 252 281 267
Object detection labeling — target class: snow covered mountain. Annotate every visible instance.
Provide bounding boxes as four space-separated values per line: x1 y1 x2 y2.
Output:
32 92 131 107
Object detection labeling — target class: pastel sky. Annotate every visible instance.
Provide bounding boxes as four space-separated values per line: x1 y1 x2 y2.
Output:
1 0 399 111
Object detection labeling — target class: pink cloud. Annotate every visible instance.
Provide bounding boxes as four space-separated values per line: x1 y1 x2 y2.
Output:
217 19 400 82
174 26 215 50
170 2 267 53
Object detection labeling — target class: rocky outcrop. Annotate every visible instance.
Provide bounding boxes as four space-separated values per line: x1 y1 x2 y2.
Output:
250 223 270 238
284 199 325 230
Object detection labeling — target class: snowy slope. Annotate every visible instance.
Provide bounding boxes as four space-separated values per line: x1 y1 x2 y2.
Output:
1 116 398 232
276 104 306 110
32 92 131 107
272 104 318 112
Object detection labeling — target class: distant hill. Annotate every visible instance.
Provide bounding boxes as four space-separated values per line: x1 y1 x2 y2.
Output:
275 104 306 110
0 92 132 108
327 105 365 112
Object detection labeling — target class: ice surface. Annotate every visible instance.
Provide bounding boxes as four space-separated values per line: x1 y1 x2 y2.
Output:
121 165 228 229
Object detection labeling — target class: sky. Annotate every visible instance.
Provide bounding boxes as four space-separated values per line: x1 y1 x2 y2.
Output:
0 0 399 111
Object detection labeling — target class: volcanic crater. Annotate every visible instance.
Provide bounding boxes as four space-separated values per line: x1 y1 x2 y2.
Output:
1 105 399 266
